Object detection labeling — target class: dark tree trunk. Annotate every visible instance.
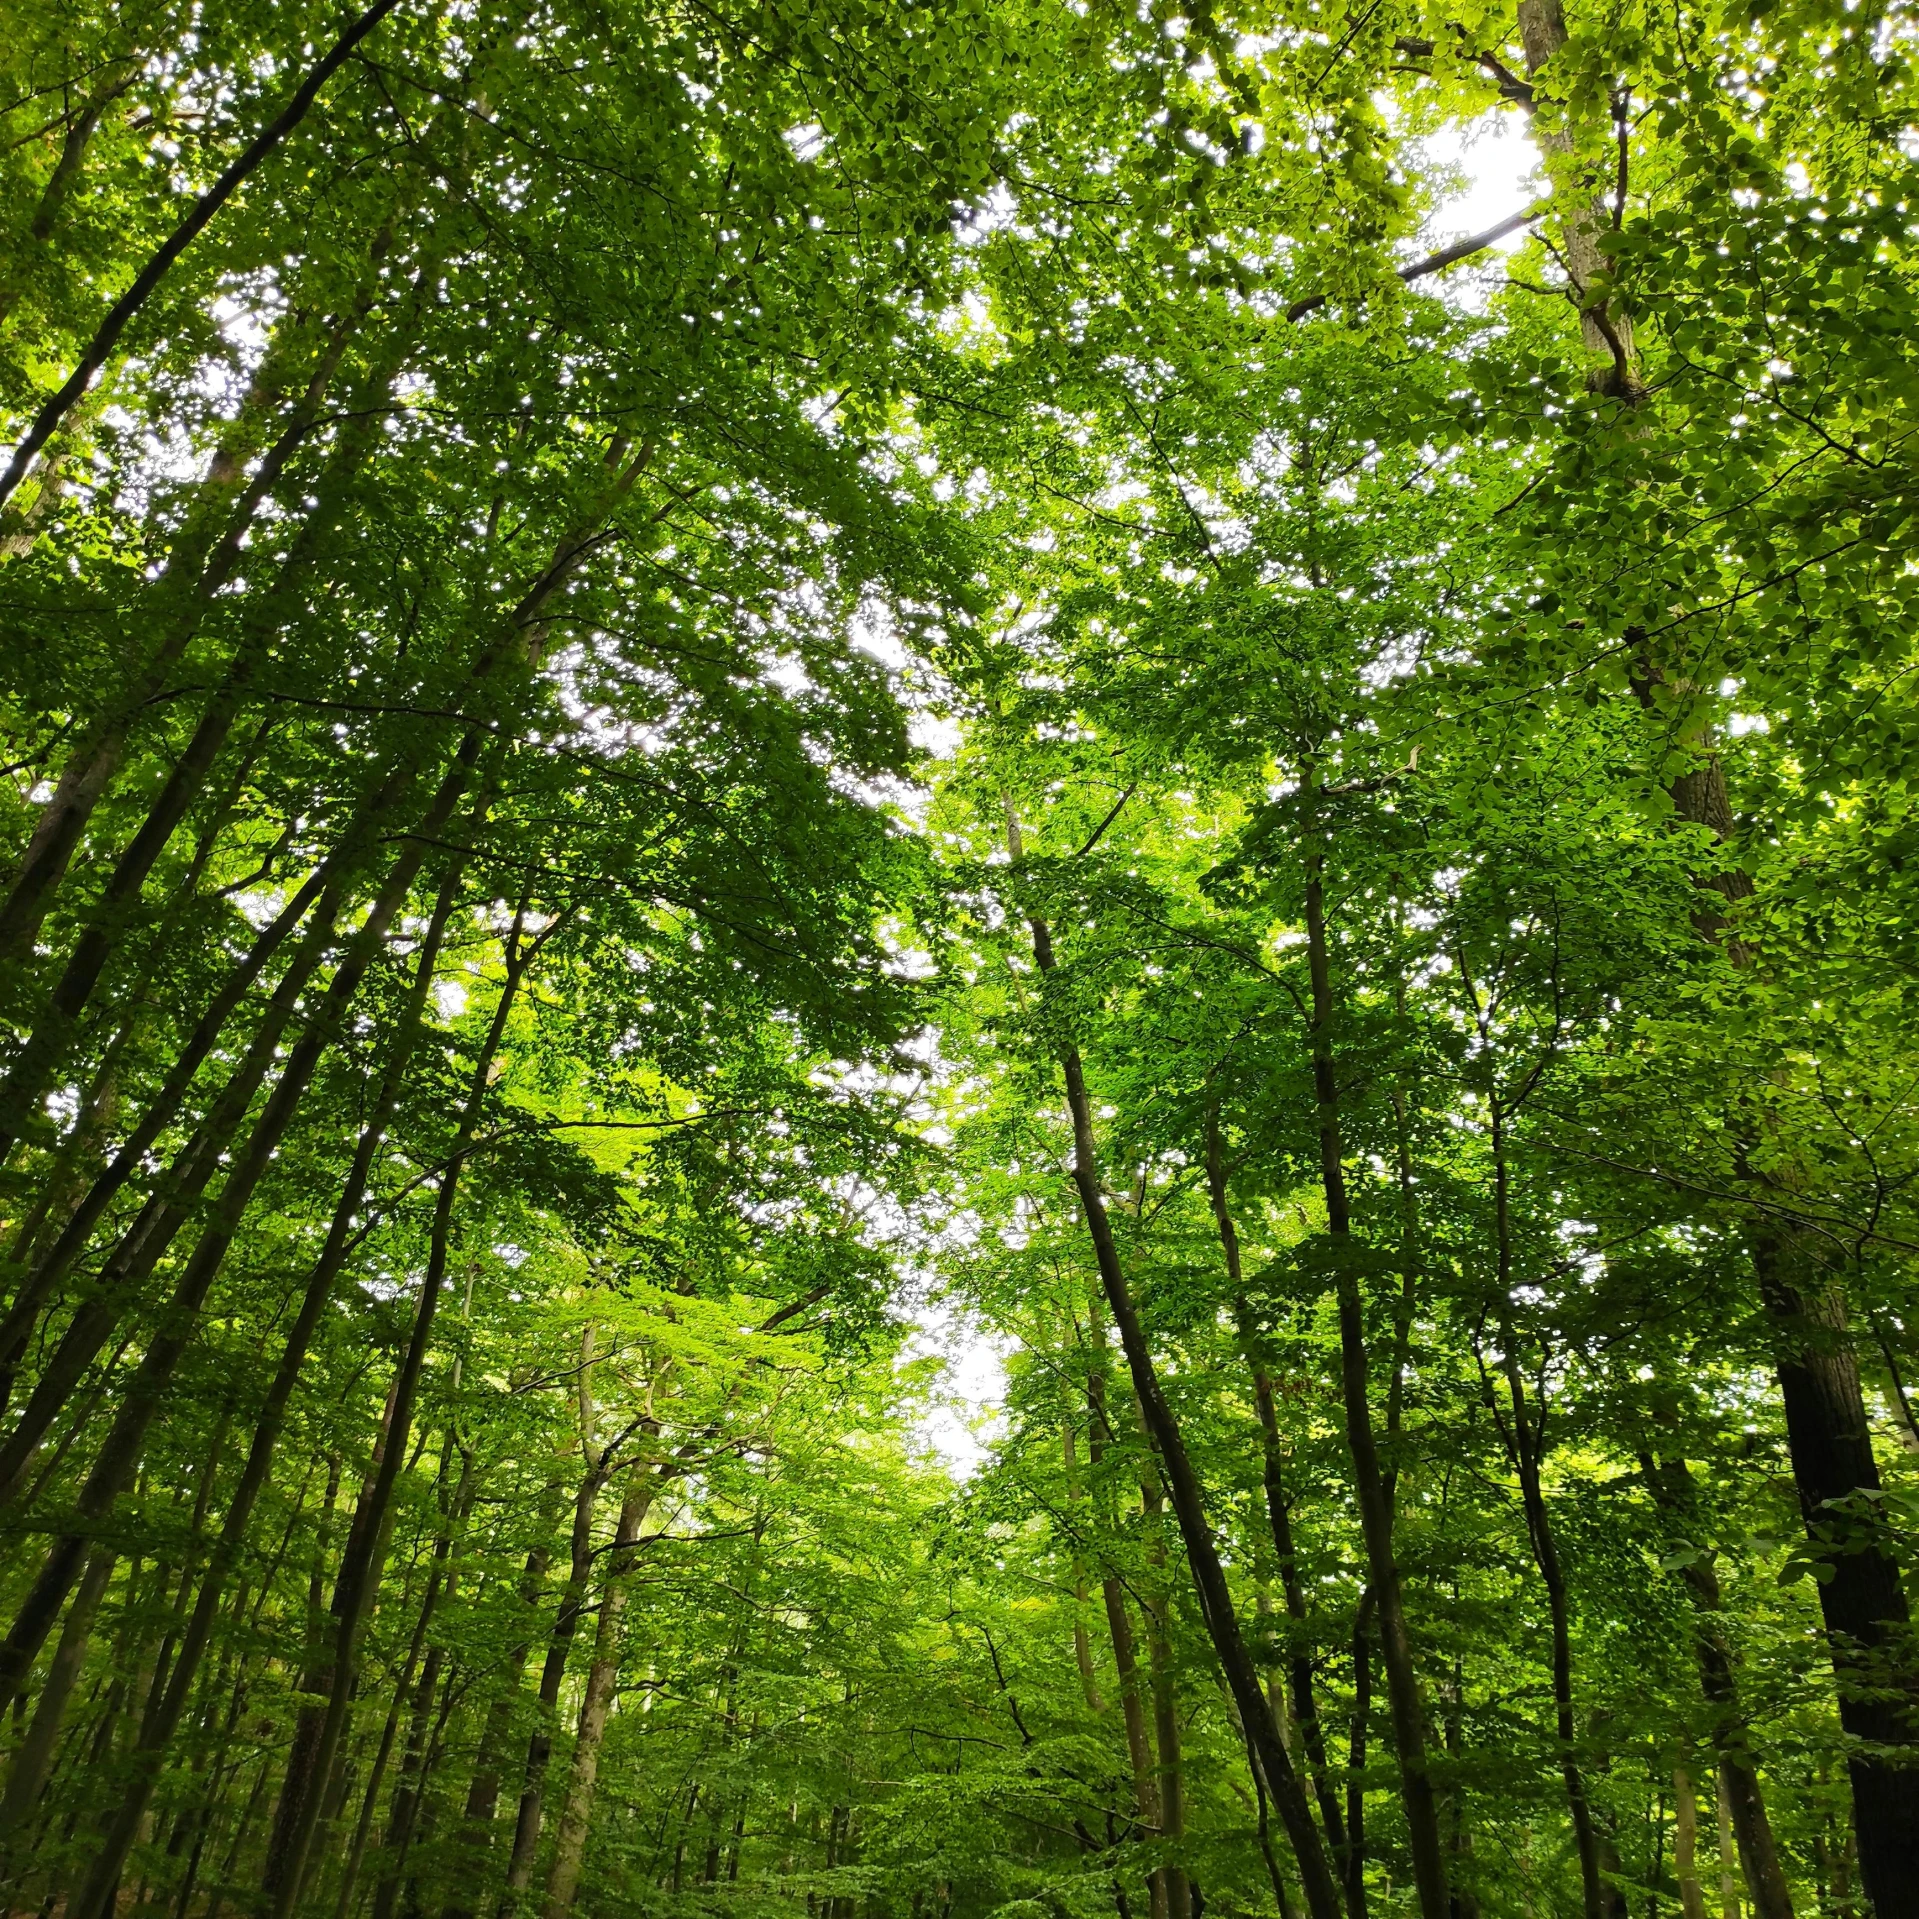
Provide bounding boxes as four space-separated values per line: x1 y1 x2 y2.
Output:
1663 748 1919 1908
1301 833 1449 1919
1009 811 1344 1919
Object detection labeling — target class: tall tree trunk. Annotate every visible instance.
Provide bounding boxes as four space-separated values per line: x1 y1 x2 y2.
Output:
0 776 484 1710
0 55 141 330
0 865 333 1429
1207 1111 1351 1874
0 1547 115 1855
499 1355 628 1905
441 1490 565 1919
1300 824 1449 1919
1640 1453 1794 1919
1346 1596 1372 1919
61 858 466 1918
0 0 407 514
263 897 535 1919
1664 748 1919 1908
1490 1323 1613 1919
540 1468 659 1917
1673 1768 1710 1919
1061 1411 1106 1714
1715 1772 1741 1919
1009 805 1345 1919
1748 1222 1918 1909
1138 1472 1192 1919
1086 1362 1164 1882
1485 1108 1612 1919
1513 0 1642 395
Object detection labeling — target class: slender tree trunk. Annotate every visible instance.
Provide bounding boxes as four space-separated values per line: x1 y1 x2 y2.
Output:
500 1365 626 1907
0 780 483 1710
0 424 632 1303
1299 826 1448 1919
1061 1412 1106 1713
63 857 466 1916
442 1491 564 1919
1513 0 1642 394
1346 1596 1372 1919
1138 1473 1192 1919
540 1469 659 1917
0 56 141 329
1008 804 1345 1919
369 1640 452 1919
1640 1454 1794 1919
1086 1364 1163 1873
1442 1660 1477 1919
0 1547 115 1853
0 865 332 1427
264 898 533 1919
1715 1772 1741 1919
1673 1769 1710 1919
1484 1106 1611 1919
0 0 407 513
1207 1111 1351 1874
1493 1326 1613 1919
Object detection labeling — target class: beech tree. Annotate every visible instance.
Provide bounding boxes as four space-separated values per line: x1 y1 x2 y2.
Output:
0 0 1915 1914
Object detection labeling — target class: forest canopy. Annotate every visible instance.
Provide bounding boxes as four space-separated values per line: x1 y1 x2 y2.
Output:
0 0 1916 1916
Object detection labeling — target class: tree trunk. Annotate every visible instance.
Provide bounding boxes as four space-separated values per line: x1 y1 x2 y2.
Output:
1484 1102 1611 1919
0 1547 114 1855
0 779 482 1712
1673 1769 1710 1919
1640 1453 1794 1919
1715 1773 1741 1919
1086 1363 1164 1877
1664 749 1919 1908
0 865 333 1435
1138 1473 1192 1919
1346 1596 1372 1919
0 0 406 514
1061 1412 1106 1714
540 1469 659 1917
62 857 459 1914
500 1357 626 1904
264 898 533 1919
1300 832 1449 1919
1009 808 1344 1919
1748 1224 1918 1909
1207 1111 1351 1874
441 1492 565 1919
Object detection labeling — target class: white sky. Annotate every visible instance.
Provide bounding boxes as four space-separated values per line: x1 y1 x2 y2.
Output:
1425 108 1541 251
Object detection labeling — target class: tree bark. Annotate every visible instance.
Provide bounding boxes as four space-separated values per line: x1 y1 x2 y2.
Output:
1087 1355 1164 1887
61 862 463 1919
1345 1596 1372 1919
1673 1768 1710 1919
1640 1454 1794 1919
1485 1107 1613 1919
0 1546 114 1857
441 1488 565 1919
1138 1472 1192 1919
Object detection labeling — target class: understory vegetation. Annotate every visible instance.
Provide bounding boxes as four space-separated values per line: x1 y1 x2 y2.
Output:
0 0 1916 1914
